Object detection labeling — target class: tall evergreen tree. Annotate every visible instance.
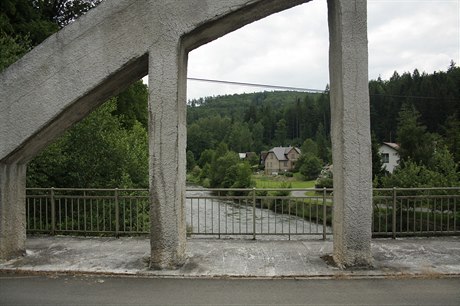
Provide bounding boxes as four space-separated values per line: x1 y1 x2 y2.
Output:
371 133 385 185
396 103 436 166
274 119 287 146
315 122 330 163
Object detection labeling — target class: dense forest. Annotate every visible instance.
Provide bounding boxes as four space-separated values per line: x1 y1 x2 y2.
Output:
187 63 460 158
1 0 459 189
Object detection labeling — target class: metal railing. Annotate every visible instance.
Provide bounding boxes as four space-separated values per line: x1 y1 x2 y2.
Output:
26 188 150 236
372 187 459 237
187 188 332 239
25 187 459 239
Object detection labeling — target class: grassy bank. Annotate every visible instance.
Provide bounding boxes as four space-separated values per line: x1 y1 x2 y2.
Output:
252 174 315 189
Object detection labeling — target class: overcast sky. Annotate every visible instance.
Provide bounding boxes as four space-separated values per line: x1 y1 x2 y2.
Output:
147 0 460 100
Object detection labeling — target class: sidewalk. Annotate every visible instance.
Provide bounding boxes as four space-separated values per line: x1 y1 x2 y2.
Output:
1 236 459 278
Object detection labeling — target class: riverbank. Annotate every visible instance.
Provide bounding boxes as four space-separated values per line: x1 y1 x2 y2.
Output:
253 174 315 189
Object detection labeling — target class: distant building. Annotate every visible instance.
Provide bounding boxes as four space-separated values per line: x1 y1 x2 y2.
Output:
264 146 301 175
379 142 400 173
238 152 257 160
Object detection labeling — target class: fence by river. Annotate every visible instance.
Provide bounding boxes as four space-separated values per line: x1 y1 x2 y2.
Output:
25 187 459 239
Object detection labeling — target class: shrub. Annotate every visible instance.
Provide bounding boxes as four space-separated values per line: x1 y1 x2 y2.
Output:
299 155 322 180
315 177 333 189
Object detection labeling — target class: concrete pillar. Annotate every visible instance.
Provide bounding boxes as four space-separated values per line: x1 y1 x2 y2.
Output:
0 163 27 261
327 0 373 267
148 42 188 269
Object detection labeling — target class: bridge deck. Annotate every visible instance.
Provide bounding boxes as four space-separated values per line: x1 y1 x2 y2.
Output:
1 236 459 278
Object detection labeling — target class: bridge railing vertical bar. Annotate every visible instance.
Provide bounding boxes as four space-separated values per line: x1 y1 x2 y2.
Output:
454 196 457 232
392 187 397 239
218 191 221 239
114 188 119 237
446 197 450 232
252 188 256 240
288 197 291 240
323 187 327 240
50 188 55 235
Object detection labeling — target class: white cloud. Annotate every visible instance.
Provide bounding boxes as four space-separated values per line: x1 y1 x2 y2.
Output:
187 0 329 100
368 0 459 80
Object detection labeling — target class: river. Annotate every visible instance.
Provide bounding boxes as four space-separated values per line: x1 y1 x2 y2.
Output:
185 187 331 240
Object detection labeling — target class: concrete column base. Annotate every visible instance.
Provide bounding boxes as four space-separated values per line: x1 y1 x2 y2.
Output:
0 163 27 261
148 44 187 270
328 0 373 268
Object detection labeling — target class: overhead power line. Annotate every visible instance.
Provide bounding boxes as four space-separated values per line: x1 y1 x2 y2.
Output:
187 77 326 93
187 77 458 101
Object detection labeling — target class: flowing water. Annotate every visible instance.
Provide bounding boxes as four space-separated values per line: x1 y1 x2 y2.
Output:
185 187 331 240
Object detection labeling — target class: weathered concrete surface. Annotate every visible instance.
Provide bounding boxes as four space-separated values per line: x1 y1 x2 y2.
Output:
1 236 459 278
0 0 312 265
0 164 26 261
148 44 188 269
327 0 373 267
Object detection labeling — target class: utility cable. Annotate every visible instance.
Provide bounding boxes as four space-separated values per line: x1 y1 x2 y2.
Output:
188 77 458 101
187 77 325 93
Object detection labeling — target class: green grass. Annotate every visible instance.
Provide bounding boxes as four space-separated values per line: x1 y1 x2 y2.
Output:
252 174 316 189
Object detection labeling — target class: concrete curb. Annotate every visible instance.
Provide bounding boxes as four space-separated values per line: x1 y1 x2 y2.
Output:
2 267 460 280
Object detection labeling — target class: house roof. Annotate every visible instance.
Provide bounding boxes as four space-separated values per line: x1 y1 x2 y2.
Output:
382 142 400 151
268 146 300 161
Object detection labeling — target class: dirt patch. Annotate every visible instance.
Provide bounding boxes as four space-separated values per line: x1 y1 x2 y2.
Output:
320 254 337 268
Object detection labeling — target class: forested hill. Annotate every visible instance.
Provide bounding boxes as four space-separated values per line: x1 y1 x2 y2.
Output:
369 62 460 142
187 90 331 161
186 63 460 164
188 91 322 123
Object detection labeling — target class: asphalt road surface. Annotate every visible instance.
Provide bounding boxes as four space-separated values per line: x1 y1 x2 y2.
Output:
1 274 459 305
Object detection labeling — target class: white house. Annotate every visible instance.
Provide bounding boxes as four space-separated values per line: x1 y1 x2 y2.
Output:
379 142 400 173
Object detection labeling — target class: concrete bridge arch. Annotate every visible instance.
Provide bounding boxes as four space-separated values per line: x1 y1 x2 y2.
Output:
0 0 372 269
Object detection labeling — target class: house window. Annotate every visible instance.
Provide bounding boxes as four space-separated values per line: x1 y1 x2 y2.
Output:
382 153 389 163
284 161 288 167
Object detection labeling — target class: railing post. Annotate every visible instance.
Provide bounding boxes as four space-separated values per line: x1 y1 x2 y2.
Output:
252 187 256 240
218 190 221 239
392 187 397 239
323 187 327 240
115 188 119 237
50 187 56 235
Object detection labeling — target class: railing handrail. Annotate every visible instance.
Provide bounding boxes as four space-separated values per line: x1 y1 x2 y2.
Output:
26 187 460 192
26 187 149 192
374 187 460 191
